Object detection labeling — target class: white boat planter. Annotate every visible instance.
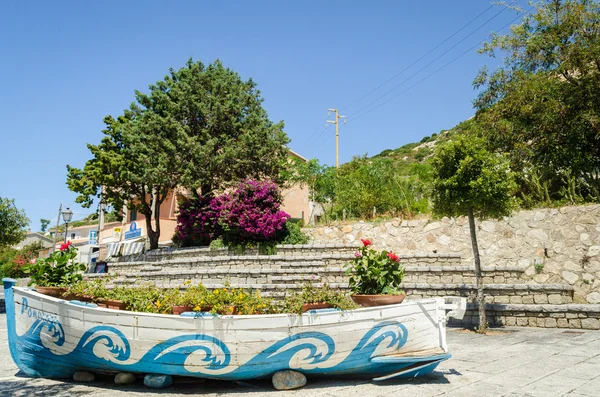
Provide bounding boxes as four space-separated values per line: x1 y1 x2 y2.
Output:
2 278 466 384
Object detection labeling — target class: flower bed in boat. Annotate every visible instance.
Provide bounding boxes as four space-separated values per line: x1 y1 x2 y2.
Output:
50 277 358 315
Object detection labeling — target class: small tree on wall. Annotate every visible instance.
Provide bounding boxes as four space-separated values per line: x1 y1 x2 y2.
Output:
430 135 517 333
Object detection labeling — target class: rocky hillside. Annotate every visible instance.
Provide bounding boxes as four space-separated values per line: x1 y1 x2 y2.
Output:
370 117 473 173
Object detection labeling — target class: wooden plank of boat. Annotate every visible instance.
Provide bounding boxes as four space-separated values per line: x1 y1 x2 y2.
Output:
2 278 466 383
371 357 450 382
375 347 447 359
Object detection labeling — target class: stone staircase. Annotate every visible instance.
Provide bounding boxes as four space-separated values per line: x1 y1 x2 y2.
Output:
92 243 600 329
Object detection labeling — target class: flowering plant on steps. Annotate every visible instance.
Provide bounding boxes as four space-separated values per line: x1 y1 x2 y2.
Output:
345 239 405 296
23 241 86 287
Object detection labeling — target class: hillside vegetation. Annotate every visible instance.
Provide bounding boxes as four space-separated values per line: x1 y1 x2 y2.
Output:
296 1 600 222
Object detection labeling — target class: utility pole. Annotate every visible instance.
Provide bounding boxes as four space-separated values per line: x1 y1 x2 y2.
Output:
326 108 346 168
53 203 62 251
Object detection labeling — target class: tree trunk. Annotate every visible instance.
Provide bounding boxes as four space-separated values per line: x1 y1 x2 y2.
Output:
145 216 159 250
153 195 162 250
468 206 486 333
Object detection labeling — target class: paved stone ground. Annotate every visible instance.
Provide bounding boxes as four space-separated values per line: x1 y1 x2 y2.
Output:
1 315 599 397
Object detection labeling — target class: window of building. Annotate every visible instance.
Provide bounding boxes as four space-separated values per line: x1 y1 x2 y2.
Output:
129 209 137 222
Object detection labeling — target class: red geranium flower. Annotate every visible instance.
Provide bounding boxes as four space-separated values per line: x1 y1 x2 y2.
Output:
360 239 372 247
59 241 73 251
386 251 399 263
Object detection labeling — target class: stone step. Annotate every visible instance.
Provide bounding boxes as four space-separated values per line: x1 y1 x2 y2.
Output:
98 264 530 289
403 265 525 284
108 255 348 272
114 246 463 267
109 279 573 304
133 244 362 262
403 283 574 304
270 275 322 283
107 261 525 282
450 303 600 330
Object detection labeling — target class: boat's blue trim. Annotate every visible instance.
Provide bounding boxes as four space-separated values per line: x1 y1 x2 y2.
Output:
372 358 448 382
179 312 216 318
306 308 341 314
3 278 41 377
67 300 98 308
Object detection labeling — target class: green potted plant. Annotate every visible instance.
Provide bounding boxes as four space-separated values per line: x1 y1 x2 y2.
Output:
167 281 209 315
205 287 237 315
23 241 86 297
228 288 274 315
118 284 163 313
345 239 405 307
284 283 358 314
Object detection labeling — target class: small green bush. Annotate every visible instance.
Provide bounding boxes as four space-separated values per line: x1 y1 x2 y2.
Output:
279 221 310 245
209 238 225 250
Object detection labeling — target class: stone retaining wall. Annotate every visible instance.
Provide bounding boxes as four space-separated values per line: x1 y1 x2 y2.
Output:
305 204 600 304
451 304 600 330
404 283 573 304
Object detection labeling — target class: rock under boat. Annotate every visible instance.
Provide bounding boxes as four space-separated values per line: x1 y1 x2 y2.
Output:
3 278 466 383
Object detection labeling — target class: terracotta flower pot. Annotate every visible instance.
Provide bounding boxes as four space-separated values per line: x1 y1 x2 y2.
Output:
60 292 79 301
78 295 94 303
34 286 66 298
301 302 334 313
351 293 406 307
96 299 109 308
104 299 127 310
217 305 236 315
173 305 194 315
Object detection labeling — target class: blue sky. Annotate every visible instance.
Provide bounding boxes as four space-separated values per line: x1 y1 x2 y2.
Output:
0 1 523 230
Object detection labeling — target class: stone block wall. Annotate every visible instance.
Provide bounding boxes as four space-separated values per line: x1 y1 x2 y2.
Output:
450 304 600 330
305 204 600 304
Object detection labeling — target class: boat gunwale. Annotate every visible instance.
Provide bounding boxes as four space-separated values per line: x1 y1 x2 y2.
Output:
12 286 443 323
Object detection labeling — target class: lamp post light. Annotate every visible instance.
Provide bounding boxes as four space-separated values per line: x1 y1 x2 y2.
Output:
62 208 73 243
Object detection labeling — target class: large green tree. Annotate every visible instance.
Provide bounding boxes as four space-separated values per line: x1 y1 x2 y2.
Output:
67 59 289 249
0 198 29 248
473 0 600 205
430 136 517 333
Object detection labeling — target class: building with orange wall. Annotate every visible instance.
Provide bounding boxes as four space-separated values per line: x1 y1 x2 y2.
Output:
99 149 310 247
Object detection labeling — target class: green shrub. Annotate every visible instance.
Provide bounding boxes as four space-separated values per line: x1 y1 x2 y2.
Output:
279 221 310 245
209 238 225 250
283 283 358 314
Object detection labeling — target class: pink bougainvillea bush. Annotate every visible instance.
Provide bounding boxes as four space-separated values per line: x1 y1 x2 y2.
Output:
174 179 291 247
217 179 290 245
175 194 224 247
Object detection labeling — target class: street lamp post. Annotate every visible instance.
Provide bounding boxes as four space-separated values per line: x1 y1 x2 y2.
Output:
62 208 73 244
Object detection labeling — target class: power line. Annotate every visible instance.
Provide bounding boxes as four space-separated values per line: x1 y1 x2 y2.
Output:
348 9 531 123
303 125 327 147
340 4 495 112
304 3 510 148
345 5 509 119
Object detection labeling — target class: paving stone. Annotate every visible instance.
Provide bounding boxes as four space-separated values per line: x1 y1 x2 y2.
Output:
554 362 600 380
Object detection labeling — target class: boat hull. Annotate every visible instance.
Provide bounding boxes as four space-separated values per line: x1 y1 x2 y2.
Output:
3 279 463 381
